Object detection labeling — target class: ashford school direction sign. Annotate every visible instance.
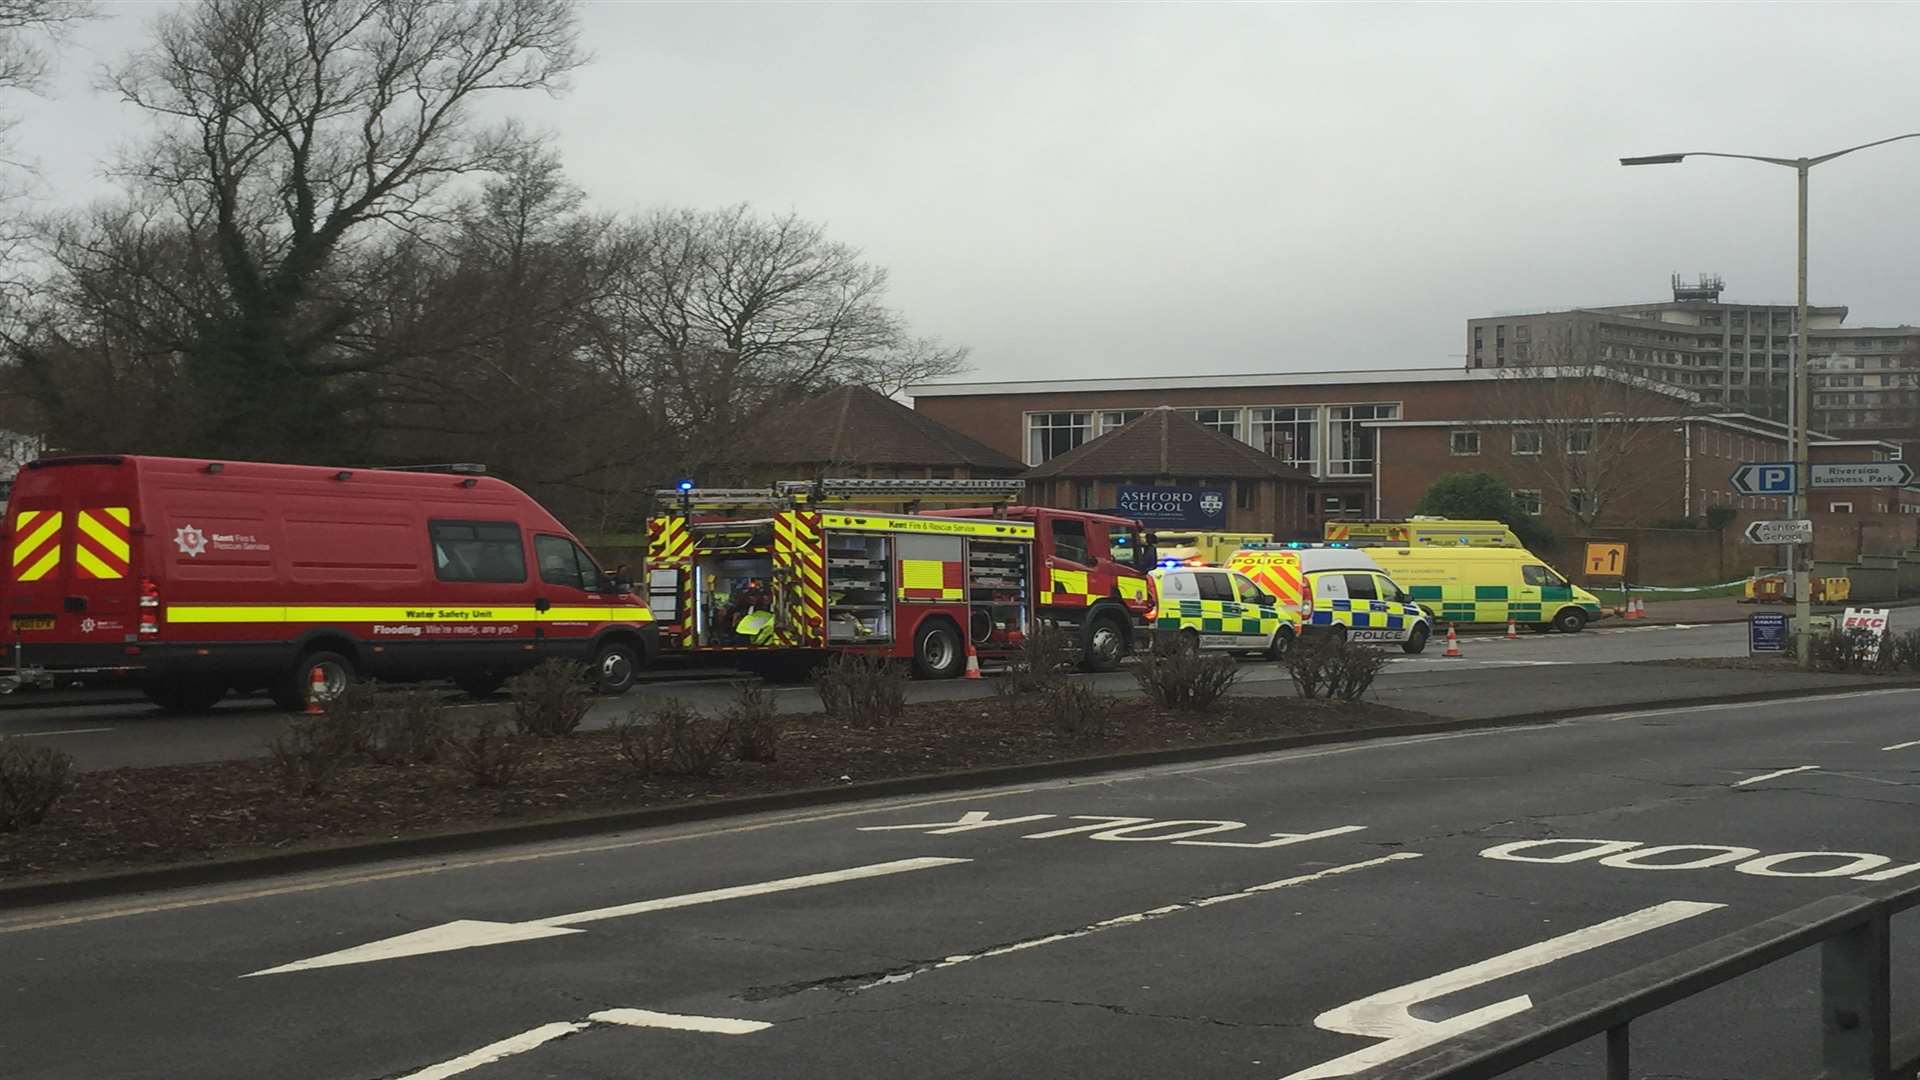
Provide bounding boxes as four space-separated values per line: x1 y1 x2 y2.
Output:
1743 519 1814 546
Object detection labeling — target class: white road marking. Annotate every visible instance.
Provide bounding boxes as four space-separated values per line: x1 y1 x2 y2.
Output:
858 810 1055 834
0 787 1026 936
588 1009 771 1034
856 853 1421 991
1883 739 1920 751
5 727 115 737
400 1009 770 1079
1280 899 1723 1079
1733 765 1819 787
244 856 969 976
397 1021 588 1080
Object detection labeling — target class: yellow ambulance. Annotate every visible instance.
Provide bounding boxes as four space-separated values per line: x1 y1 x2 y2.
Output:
1227 545 1433 653
1366 547 1605 633
1153 531 1273 567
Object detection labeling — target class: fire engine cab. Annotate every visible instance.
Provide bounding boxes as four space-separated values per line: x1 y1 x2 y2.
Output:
645 479 1156 677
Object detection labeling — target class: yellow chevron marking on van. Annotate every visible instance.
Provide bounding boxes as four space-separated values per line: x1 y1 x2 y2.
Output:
73 545 120 580
13 513 61 567
16 547 58 582
76 511 130 562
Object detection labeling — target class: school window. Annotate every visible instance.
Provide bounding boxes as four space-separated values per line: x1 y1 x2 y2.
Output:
1830 501 1854 514
1512 428 1543 455
1449 429 1480 456
1565 428 1594 455
1190 408 1243 440
1513 489 1543 516
1235 481 1254 510
1074 480 1096 509
1328 404 1399 476
1250 406 1317 474
535 534 600 591
1027 412 1092 464
429 520 526 583
1097 410 1143 434
1051 518 1091 565
1569 489 1592 515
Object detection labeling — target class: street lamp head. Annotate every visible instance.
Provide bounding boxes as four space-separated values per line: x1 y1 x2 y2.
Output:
1620 153 1687 166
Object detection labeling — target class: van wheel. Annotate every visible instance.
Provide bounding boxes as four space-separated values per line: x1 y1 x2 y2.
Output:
143 676 227 714
455 671 509 699
1080 612 1128 672
275 651 354 712
1401 625 1430 655
1265 626 1294 660
1552 608 1589 634
592 640 640 694
912 619 965 679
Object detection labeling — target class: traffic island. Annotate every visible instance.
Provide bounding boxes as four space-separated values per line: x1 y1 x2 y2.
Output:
0 696 1428 892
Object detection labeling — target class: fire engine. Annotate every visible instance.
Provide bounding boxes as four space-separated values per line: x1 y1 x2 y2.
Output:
644 479 1156 678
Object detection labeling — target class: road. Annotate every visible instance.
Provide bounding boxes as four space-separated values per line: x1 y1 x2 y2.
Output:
0 623 1757 772
4 687 1917 1079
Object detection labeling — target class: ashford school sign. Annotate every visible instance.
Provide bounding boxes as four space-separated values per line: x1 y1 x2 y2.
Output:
1113 486 1228 527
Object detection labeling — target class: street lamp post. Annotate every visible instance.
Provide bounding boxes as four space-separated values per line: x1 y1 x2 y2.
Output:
1621 133 1920 665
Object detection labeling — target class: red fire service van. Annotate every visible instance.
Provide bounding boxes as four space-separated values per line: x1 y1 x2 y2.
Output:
0 455 656 711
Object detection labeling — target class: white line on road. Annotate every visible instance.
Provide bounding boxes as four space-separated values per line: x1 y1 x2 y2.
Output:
1883 739 1920 751
588 1009 770 1034
1733 765 1819 787
853 852 1422 992
398 1009 770 1079
0 787 1026 936
397 1021 589 1080
5 727 115 737
1281 899 1724 1079
245 856 970 976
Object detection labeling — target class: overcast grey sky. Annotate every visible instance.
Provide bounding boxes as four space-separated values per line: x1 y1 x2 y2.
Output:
13 2 1920 384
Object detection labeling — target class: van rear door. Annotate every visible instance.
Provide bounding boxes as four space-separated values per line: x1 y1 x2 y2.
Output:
4 459 140 650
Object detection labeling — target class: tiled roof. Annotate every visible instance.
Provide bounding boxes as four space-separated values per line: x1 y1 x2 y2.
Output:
1023 407 1313 481
752 385 1024 472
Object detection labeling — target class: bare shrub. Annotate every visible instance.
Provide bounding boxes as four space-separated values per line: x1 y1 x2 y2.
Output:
613 700 735 777
508 659 594 737
1133 635 1239 711
0 737 75 831
1287 634 1389 702
442 710 527 787
267 716 355 797
813 653 907 727
728 683 782 763
1041 680 1117 740
992 624 1075 701
368 687 447 764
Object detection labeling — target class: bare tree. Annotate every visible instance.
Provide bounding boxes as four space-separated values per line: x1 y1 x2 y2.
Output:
603 204 967 485
1487 321 1699 531
22 0 583 459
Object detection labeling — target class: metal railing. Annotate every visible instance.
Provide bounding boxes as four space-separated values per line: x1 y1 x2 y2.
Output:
1357 879 1920 1080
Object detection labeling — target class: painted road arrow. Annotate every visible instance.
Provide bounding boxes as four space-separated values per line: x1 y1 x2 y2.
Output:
1810 461 1916 488
1743 519 1813 545
245 856 969 977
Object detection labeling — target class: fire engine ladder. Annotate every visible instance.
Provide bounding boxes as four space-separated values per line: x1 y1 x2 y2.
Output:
655 478 1029 513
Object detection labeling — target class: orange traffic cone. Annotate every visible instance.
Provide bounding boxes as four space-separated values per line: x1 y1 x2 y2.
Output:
1626 597 1644 620
1505 618 1518 640
962 636 983 680
304 664 327 714
1443 625 1462 658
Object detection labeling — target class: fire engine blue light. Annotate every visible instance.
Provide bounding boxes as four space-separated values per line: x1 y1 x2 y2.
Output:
677 479 695 493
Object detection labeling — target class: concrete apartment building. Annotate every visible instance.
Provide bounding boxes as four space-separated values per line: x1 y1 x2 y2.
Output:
1467 275 1920 432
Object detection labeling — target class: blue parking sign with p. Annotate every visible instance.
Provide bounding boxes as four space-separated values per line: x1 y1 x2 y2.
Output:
1731 462 1797 496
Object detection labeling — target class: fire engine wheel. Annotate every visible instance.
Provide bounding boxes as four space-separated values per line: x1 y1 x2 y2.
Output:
143 676 228 714
275 650 355 711
912 620 965 679
1079 612 1127 673
592 641 640 694
1552 607 1589 634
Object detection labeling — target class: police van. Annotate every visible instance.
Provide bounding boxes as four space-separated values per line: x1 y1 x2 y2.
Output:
1150 564 1292 658
1229 544 1432 654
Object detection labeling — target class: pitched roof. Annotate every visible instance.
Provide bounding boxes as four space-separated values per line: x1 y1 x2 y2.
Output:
751 384 1024 473
1022 407 1313 481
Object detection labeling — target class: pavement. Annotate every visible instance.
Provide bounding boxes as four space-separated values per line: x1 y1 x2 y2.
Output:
4 687 1916 1079
0 621 1854 773
1633 594 1920 625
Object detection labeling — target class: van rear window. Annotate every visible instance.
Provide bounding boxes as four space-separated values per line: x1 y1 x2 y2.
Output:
429 520 526 583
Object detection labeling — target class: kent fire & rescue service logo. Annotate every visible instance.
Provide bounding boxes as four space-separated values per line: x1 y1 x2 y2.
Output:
175 525 208 558
1199 492 1224 515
